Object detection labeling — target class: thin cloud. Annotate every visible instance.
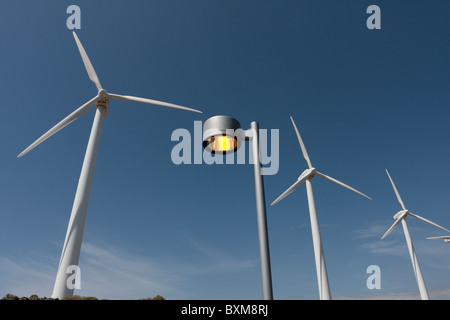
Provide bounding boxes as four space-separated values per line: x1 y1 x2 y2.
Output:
79 242 188 299
359 238 406 256
0 256 56 298
336 285 450 300
353 223 389 240
0 243 187 300
182 235 257 274
0 236 258 300
335 291 421 300
354 221 407 255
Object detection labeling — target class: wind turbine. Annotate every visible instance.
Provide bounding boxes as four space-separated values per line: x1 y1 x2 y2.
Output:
271 116 371 300
427 236 450 243
381 169 450 300
17 32 202 299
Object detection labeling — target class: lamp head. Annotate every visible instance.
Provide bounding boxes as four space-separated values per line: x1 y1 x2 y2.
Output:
202 115 242 154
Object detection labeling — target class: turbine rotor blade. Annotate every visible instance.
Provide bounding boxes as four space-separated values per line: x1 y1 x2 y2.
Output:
290 116 312 169
427 236 450 240
385 169 406 210
381 211 408 239
107 93 202 114
315 172 372 200
17 95 99 158
271 170 311 206
408 212 450 233
73 31 103 91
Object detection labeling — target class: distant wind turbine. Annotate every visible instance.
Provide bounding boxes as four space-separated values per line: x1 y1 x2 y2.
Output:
271 116 371 300
381 169 450 300
17 32 202 299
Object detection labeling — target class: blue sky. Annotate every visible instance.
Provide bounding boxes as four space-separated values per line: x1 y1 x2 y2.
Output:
1 1 450 300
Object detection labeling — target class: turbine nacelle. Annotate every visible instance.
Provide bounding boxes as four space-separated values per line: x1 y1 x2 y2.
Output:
95 90 109 114
393 210 408 220
98 89 108 99
298 167 316 180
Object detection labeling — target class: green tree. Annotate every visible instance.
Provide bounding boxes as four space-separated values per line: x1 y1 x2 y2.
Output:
1 293 19 300
62 295 98 300
141 295 165 300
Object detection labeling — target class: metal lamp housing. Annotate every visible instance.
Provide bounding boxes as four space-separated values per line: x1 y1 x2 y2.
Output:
202 115 242 154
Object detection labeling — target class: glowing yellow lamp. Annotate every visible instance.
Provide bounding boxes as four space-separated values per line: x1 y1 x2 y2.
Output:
202 115 242 154
211 135 237 152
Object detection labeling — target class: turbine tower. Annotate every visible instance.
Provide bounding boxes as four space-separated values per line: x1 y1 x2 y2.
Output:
271 116 371 300
17 32 202 299
381 169 450 300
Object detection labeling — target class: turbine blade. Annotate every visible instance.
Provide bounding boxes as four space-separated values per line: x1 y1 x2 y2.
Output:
290 116 312 169
408 212 450 233
271 171 310 206
381 211 408 239
427 236 450 240
107 93 202 114
17 95 98 158
73 31 102 91
315 172 372 200
385 169 406 210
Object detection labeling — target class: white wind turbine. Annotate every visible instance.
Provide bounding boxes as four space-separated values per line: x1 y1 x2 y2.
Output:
271 116 372 300
381 169 450 300
17 32 202 299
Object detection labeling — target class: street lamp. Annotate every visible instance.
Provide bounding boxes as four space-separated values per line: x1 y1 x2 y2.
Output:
202 115 273 300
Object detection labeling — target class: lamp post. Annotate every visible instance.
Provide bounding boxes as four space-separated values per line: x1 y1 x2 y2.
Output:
202 115 273 300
